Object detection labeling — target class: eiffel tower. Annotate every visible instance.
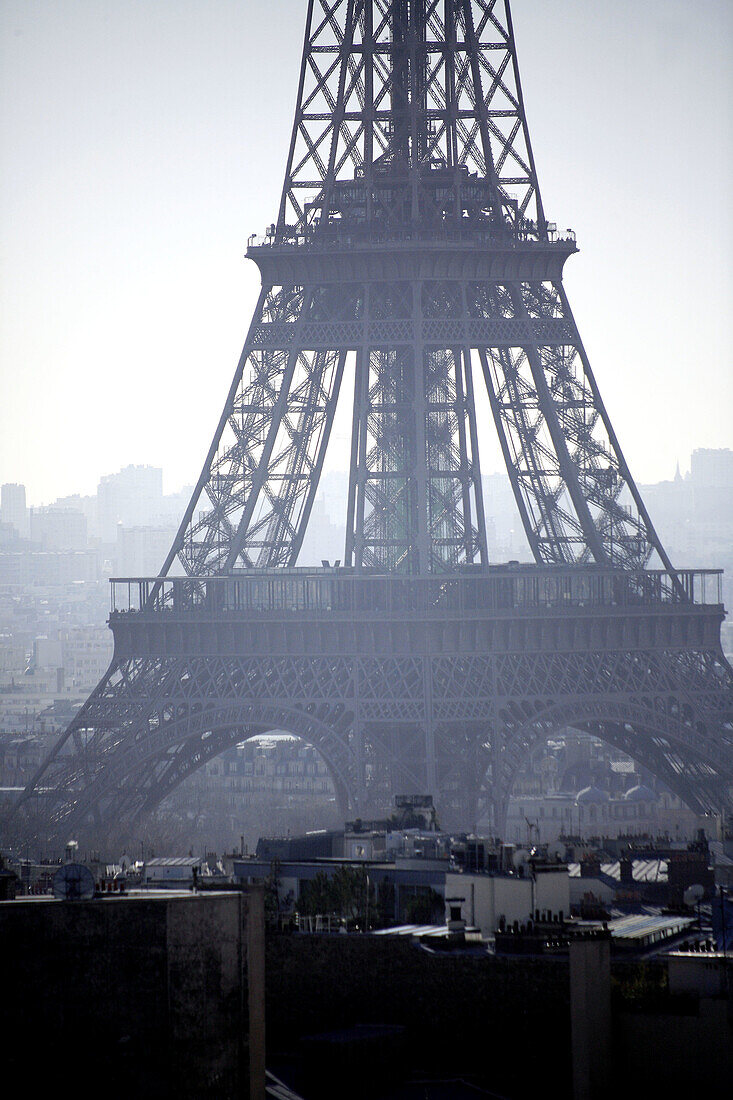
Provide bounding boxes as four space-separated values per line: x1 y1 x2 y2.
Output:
10 0 732 843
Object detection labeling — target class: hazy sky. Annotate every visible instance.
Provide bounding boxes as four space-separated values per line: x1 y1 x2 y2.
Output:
1 0 731 505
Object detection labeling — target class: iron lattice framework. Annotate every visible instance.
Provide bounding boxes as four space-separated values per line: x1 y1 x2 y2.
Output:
8 0 732 843
159 0 675 578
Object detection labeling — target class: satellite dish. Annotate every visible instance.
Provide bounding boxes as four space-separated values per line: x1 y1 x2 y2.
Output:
53 863 95 901
683 884 705 907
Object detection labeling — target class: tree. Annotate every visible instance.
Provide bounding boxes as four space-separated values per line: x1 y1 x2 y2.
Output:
264 858 284 925
402 887 445 925
296 865 376 929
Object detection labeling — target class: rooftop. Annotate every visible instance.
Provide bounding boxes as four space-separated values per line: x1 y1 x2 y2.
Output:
569 859 668 883
145 856 201 868
606 913 695 948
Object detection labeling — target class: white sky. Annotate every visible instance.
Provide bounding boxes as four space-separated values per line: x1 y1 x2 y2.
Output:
1 0 731 505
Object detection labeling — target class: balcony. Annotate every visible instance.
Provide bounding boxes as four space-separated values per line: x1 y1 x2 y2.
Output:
109 566 723 619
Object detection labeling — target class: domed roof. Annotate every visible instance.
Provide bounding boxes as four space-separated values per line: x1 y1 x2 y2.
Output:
576 785 609 804
624 784 657 802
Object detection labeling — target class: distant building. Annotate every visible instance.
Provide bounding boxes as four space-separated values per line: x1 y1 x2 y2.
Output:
0 521 19 548
32 636 63 671
50 491 97 532
97 464 164 541
29 507 87 551
689 447 733 488
115 525 177 576
60 625 113 689
0 484 28 538
0 676 84 732
235 843 568 938
142 856 204 887
686 447 733 532
0 732 49 790
0 634 27 673
506 784 699 848
482 471 531 559
202 736 335 800
0 549 101 585
296 495 346 567
15 627 113 695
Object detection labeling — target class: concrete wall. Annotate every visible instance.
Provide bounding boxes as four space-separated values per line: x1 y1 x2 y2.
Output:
266 934 573 1098
0 888 264 1099
668 953 731 997
444 871 568 937
444 872 532 936
569 874 614 907
534 867 570 917
616 998 733 1094
260 934 731 1096
570 937 612 1100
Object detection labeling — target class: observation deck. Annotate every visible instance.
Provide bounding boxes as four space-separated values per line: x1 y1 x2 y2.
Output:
246 224 578 284
109 567 724 662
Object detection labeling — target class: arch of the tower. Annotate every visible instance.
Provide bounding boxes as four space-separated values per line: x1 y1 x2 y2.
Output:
131 724 346 822
8 635 732 847
14 700 360 845
479 696 733 837
75 696 733 840
128 704 353 820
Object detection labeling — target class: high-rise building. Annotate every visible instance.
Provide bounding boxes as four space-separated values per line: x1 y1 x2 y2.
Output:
29 508 87 551
689 449 733 529
1 484 28 538
115 525 178 576
690 448 733 488
97 465 164 541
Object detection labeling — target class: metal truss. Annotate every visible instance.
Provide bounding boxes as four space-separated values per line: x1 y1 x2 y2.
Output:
10 620 733 841
278 0 545 239
474 279 674 571
161 269 675 576
159 285 351 575
7 2 733 842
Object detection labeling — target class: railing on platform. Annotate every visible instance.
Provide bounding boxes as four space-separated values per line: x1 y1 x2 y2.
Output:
109 567 723 617
246 226 577 252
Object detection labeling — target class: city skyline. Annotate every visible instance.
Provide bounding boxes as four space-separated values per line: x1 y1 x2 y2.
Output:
3 443 731 513
1 0 732 505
